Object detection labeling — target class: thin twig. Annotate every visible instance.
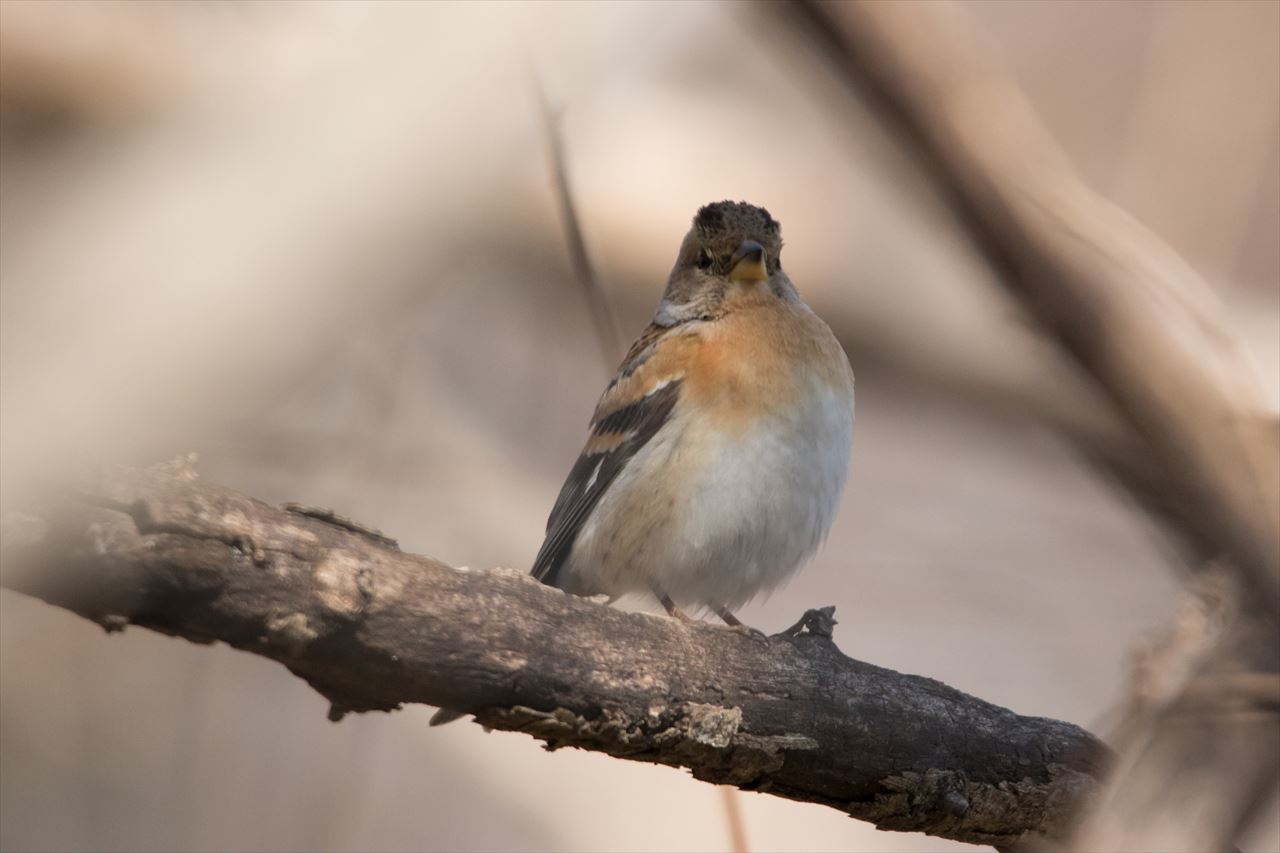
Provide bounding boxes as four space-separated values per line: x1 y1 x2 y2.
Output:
720 787 750 853
531 72 626 369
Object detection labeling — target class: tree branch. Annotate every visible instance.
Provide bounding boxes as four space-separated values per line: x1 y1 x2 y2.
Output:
777 3 1280 848
785 0 1280 616
0 461 1108 849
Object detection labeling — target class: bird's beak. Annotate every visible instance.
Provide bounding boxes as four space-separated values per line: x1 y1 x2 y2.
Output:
729 240 768 284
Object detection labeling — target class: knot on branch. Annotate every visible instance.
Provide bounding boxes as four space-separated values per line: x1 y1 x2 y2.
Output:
778 605 838 639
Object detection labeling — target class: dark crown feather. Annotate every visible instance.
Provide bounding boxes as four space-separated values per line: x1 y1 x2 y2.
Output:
694 201 780 239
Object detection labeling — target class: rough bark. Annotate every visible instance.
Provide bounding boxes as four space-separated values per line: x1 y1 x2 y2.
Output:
0 460 1108 849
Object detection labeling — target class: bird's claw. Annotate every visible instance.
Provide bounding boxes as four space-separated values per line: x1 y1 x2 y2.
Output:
729 623 770 643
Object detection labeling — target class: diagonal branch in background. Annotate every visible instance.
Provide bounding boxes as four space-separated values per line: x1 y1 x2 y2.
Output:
778 2 1280 849
1 462 1108 850
786 0 1280 617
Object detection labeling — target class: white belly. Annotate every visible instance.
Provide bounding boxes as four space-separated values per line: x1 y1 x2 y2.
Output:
563 379 854 609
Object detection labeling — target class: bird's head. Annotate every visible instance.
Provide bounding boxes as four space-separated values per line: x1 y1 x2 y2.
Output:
657 201 796 325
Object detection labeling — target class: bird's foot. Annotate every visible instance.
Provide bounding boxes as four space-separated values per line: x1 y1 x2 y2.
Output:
715 605 769 643
728 623 769 643
656 590 693 622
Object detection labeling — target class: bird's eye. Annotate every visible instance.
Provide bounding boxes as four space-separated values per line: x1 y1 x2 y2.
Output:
696 249 713 270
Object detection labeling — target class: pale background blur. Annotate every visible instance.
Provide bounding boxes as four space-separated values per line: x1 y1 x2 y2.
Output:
1 2 1277 851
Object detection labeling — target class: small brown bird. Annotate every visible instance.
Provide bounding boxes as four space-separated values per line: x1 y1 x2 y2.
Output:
535 201 854 621
430 201 853 724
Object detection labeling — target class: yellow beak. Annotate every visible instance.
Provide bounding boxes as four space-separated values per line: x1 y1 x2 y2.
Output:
729 240 768 284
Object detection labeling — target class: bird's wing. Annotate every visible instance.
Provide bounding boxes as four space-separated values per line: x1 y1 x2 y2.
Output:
530 323 697 587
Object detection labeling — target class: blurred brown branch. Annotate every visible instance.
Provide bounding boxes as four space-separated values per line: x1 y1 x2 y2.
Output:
534 76 625 369
788 0 1280 612
784 1 1280 849
0 461 1108 850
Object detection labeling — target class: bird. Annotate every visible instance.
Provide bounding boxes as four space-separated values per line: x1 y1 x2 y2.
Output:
533 200 854 624
429 201 853 725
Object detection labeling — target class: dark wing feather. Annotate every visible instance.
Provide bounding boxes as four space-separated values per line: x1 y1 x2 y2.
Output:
530 378 682 588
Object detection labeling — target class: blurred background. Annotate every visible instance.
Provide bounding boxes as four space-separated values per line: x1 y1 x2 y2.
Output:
0 1 1276 851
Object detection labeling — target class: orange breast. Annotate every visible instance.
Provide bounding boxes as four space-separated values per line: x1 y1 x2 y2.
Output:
683 294 852 433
